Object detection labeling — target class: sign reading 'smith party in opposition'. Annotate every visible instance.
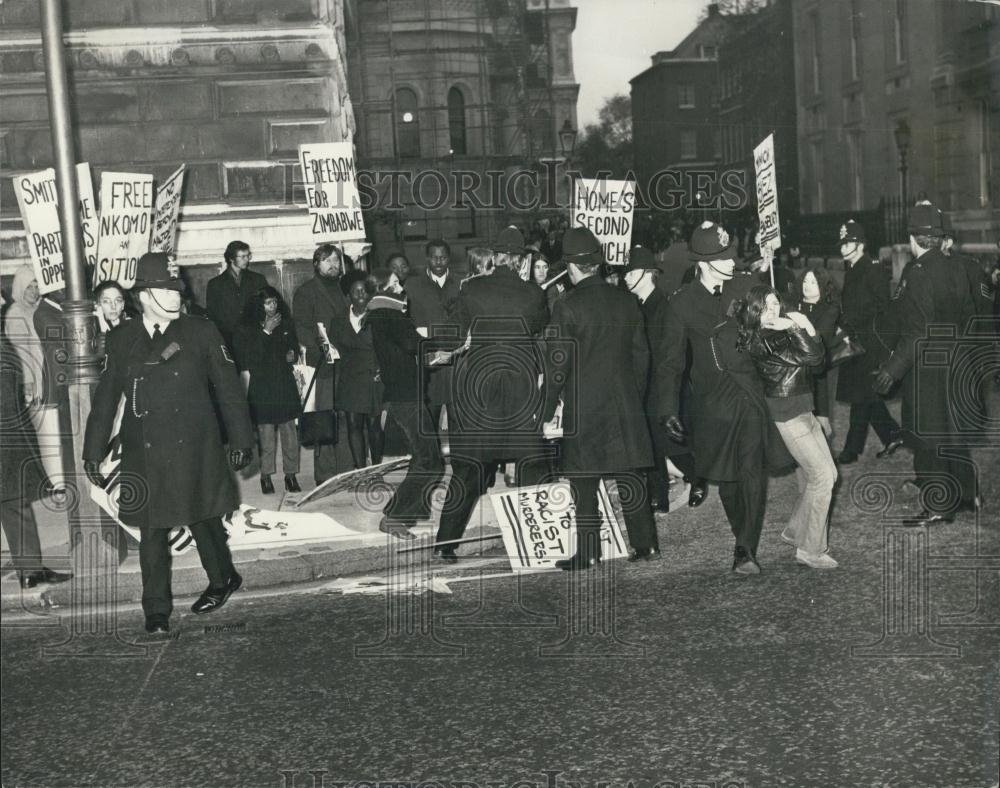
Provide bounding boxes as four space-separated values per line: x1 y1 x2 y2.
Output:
299 142 366 243
572 177 636 265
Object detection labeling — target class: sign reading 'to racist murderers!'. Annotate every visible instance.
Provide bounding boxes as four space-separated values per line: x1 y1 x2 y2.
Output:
299 141 367 243
572 177 636 265
14 163 100 295
150 165 185 256
94 171 154 289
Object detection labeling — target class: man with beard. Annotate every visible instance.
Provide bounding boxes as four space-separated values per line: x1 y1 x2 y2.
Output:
83 253 253 633
657 221 791 574
293 244 349 484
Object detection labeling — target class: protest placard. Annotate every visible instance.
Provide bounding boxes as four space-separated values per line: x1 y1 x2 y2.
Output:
13 163 99 294
94 171 154 288
299 141 366 243
149 165 185 255
572 177 636 265
753 133 782 252
489 481 629 572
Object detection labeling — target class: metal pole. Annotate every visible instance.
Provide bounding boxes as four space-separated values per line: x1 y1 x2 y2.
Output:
39 0 132 655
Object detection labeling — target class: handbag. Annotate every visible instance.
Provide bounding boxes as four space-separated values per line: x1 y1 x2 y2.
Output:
297 368 338 447
827 328 866 367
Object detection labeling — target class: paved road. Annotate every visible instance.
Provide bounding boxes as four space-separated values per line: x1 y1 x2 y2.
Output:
3 400 999 788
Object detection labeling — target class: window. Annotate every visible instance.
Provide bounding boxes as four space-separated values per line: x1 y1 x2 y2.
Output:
447 87 467 155
698 44 716 59
848 132 863 210
810 11 822 94
680 129 697 160
394 88 420 159
849 0 861 81
678 84 695 109
893 0 907 64
811 140 824 212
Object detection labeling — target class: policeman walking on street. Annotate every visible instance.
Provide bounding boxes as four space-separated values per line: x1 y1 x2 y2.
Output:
84 253 254 634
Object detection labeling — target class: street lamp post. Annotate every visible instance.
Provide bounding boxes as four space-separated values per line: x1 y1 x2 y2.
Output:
558 119 578 213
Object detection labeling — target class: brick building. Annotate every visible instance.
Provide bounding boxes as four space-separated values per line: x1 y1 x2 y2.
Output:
0 0 354 300
792 0 998 250
630 4 736 212
346 0 579 271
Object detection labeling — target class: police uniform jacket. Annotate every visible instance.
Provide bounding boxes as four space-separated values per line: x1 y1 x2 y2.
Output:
656 274 792 481
544 275 653 474
836 254 893 404
448 266 548 461
404 269 460 406
82 315 254 530
639 288 670 420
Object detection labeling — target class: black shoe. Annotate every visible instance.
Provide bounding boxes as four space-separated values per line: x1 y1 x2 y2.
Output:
226 571 243 595
379 518 417 541
432 547 458 564
18 567 72 589
284 474 301 493
260 475 274 495
651 501 670 514
837 450 860 465
144 615 170 634
876 437 905 459
627 547 662 562
555 554 601 571
902 510 955 528
732 546 761 575
688 479 708 508
191 577 238 614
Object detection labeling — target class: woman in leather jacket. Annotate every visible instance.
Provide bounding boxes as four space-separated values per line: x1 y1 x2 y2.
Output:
737 285 839 570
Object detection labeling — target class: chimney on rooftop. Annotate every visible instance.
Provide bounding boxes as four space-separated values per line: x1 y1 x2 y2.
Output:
707 2 720 15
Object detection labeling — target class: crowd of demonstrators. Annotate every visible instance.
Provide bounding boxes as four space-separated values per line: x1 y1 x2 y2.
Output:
234 286 301 495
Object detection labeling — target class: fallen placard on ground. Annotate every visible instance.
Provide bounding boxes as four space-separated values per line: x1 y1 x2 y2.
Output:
490 481 629 572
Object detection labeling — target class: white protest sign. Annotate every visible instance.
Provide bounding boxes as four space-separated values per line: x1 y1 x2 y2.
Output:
753 133 782 252
299 141 366 243
13 163 100 294
94 171 154 288
149 165 185 255
489 481 629 573
572 177 636 265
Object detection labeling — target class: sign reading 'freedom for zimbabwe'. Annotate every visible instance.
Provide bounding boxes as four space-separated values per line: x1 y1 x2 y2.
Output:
299 142 367 243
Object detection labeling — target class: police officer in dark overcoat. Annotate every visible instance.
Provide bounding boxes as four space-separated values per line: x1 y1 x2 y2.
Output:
872 203 979 526
543 227 659 569
83 253 254 634
834 220 904 463
656 222 792 574
433 227 551 561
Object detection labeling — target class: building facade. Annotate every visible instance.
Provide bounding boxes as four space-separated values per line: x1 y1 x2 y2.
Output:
792 0 998 249
345 0 579 270
0 0 354 298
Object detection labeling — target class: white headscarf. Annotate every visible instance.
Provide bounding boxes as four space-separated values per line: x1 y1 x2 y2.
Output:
3 265 46 397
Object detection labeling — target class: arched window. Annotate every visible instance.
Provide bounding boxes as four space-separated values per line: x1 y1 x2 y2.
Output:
448 87 467 155
394 88 420 159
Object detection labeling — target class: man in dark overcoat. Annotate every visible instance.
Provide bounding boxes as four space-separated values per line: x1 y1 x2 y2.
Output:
83 253 254 634
872 203 979 526
403 239 461 438
292 244 348 484
433 228 551 561
205 240 268 359
834 220 903 463
657 221 792 574
543 227 659 570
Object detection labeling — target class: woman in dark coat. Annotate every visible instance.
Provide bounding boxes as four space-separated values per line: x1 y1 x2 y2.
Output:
234 286 302 494
0 333 71 588
331 271 385 469
791 267 841 438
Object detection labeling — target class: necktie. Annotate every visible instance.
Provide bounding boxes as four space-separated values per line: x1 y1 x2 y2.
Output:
713 286 722 297
152 323 162 340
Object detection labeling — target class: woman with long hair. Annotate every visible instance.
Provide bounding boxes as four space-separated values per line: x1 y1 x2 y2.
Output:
234 286 302 494
737 285 840 569
792 267 841 439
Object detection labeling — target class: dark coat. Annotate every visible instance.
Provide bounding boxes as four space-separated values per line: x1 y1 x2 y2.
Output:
368 307 422 403
656 274 793 481
836 254 893 403
796 299 840 417
292 275 348 408
234 319 301 425
0 335 45 505
639 289 670 420
404 269 461 406
544 275 653 474
205 267 268 351
883 248 976 442
83 315 254 530
448 267 549 461
329 311 383 415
